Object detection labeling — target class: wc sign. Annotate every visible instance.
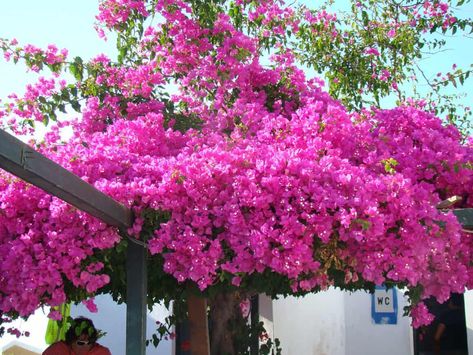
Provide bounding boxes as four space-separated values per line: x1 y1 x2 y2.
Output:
371 285 398 324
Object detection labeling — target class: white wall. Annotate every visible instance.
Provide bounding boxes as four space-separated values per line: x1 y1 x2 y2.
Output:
71 294 172 355
344 290 413 355
464 289 473 355
0 295 173 355
273 289 346 355
272 288 415 355
0 308 49 352
259 295 275 341
2 289 471 355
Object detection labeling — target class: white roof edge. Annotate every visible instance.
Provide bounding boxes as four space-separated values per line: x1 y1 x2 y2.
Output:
1 339 44 353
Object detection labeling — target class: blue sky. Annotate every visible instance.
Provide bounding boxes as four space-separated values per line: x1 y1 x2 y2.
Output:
0 1 116 99
0 1 471 110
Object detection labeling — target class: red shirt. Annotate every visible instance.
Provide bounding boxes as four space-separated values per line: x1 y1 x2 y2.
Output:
42 341 112 355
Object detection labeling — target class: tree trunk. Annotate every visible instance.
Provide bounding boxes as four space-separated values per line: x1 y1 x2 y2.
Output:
208 291 247 355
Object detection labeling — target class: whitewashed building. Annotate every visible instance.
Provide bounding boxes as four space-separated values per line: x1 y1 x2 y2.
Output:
1 290 472 354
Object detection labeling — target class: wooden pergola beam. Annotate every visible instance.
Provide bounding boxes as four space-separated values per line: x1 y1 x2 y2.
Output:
453 209 473 230
437 196 473 230
0 130 133 229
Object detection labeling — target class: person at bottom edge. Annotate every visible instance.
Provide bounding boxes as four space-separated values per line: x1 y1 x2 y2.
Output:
43 316 111 355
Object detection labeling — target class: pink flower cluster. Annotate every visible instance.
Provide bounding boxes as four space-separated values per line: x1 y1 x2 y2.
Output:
0 0 471 329
0 77 60 134
404 0 456 30
304 9 337 29
0 39 67 72
96 0 149 30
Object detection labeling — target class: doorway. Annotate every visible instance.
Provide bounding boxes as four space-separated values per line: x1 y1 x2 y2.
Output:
413 293 468 355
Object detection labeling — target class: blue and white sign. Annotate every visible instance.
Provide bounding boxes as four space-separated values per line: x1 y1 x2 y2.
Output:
371 285 398 324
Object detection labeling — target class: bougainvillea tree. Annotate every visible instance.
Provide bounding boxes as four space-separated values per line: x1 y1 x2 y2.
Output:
295 0 473 132
0 0 472 353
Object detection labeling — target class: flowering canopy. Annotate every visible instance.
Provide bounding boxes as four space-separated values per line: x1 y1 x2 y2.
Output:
0 0 472 331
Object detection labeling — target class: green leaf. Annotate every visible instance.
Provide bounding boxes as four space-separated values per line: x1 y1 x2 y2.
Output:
118 46 128 64
152 333 159 347
361 11 369 26
353 218 372 231
58 103 67 113
69 56 84 81
71 100 81 113
381 158 398 174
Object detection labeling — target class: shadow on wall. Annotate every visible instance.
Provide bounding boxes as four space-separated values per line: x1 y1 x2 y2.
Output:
71 294 173 355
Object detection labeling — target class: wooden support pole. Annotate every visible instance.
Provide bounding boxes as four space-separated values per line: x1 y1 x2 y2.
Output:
250 295 259 355
187 295 210 355
126 239 148 355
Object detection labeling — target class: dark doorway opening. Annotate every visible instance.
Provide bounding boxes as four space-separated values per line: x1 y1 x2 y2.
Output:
413 293 468 355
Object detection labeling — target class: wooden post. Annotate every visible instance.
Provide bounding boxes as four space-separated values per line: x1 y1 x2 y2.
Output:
187 295 210 355
126 240 148 355
453 209 473 230
250 295 259 355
